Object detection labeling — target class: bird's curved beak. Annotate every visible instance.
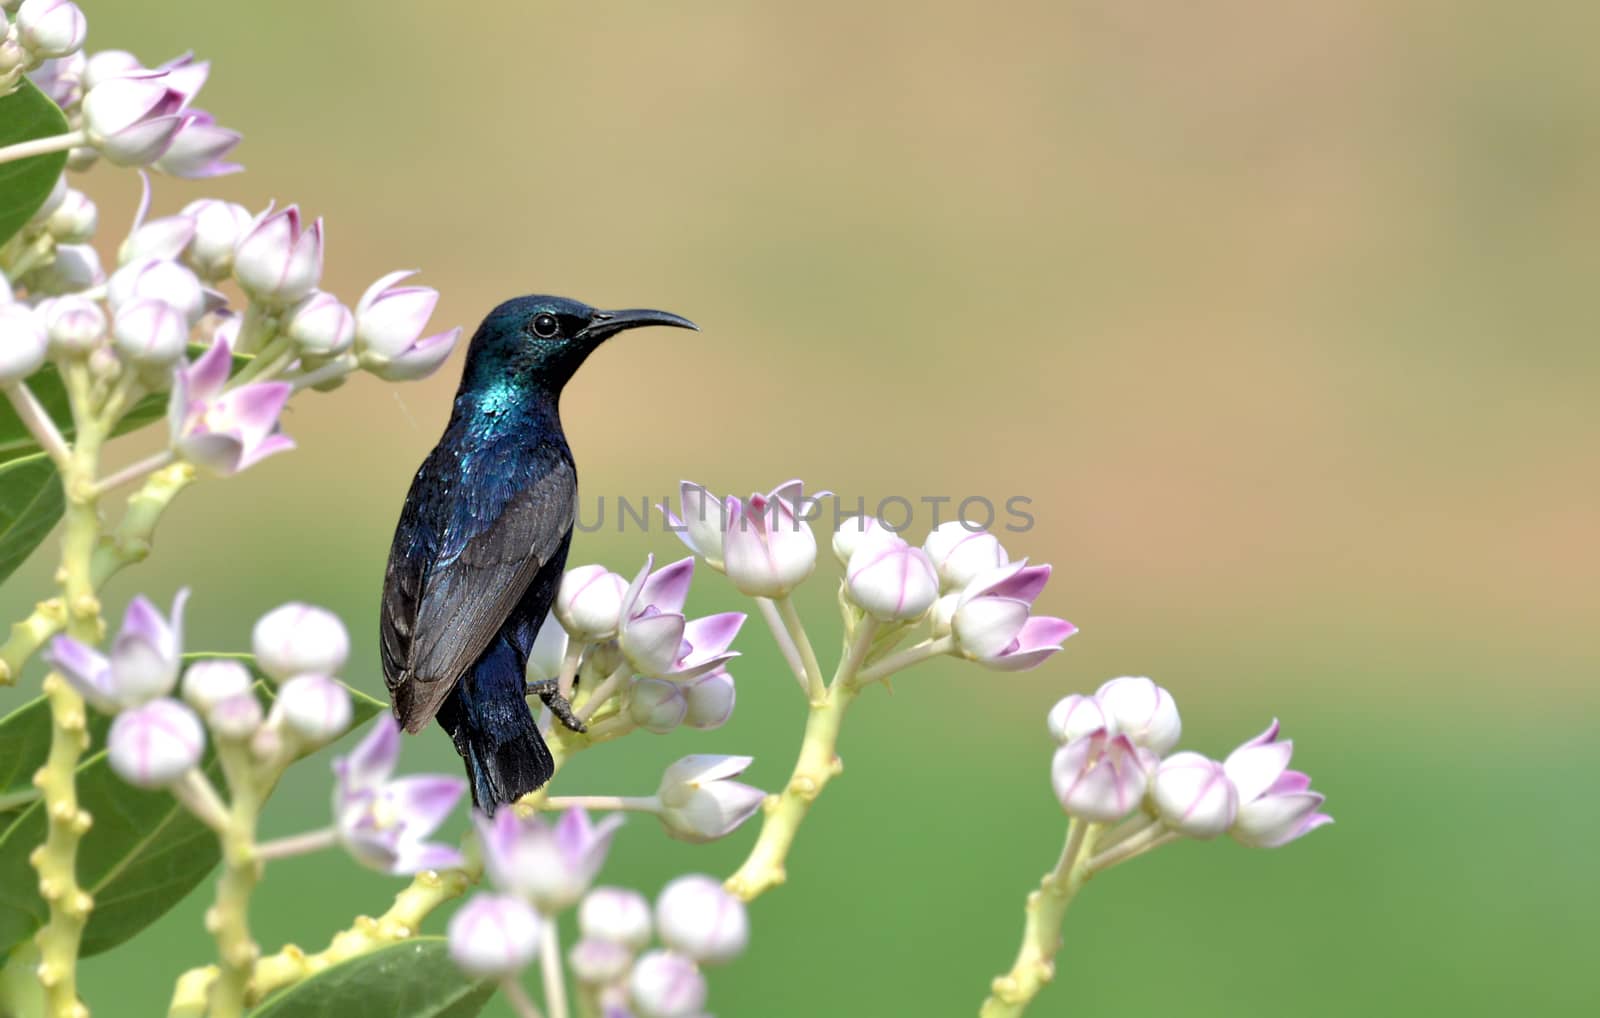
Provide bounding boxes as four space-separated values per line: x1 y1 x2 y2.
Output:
584 308 699 341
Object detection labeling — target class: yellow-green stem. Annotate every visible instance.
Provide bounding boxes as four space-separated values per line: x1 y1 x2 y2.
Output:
978 821 1103 1018
32 368 106 1018
724 680 857 900
206 745 263 1018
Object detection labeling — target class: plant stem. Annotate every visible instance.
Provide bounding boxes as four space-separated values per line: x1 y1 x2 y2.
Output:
977 820 1103 1018
503 978 548 1018
1085 824 1179 874
573 663 630 725
2 382 71 469
539 795 659 813
90 450 175 498
0 130 86 166
774 595 826 701
207 744 264 1018
170 769 230 833
855 634 954 685
31 363 107 1018
255 827 339 862
287 355 356 393
754 598 808 694
539 919 569 1018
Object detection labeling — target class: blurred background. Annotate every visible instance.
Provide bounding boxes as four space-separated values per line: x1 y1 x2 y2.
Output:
3 0 1598 1014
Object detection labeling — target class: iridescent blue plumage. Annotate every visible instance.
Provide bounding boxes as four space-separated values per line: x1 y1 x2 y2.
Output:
380 296 696 813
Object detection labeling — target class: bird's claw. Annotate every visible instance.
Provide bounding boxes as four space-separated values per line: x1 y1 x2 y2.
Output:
525 678 587 733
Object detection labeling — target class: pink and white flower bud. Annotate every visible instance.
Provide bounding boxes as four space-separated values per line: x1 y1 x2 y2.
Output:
44 188 96 243
45 590 189 713
475 806 623 913
180 658 253 714
923 522 1009 591
207 692 264 740
168 340 294 476
38 243 103 293
556 565 630 641
15 0 87 59
661 481 728 569
1046 693 1112 746
251 602 350 680
27 174 68 228
0 303 48 382
569 937 633 985
81 49 143 90
233 205 323 305
153 110 241 179
38 294 105 354
656 755 766 844
655 874 749 965
832 514 891 566
272 674 352 745
284 290 354 355
181 199 252 279
580 886 653 950
1151 752 1238 839
107 698 205 788
1095 676 1181 754
846 535 939 622
112 298 188 366
29 52 86 109
951 562 1076 671
81 75 186 165
353 270 459 381
628 678 687 734
681 669 735 730
721 481 819 598
109 258 206 325
1051 729 1152 823
1224 720 1332 848
526 613 568 683
119 214 197 265
447 893 542 979
629 950 706 1018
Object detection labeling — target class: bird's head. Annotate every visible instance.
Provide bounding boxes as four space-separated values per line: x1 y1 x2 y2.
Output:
460 295 697 395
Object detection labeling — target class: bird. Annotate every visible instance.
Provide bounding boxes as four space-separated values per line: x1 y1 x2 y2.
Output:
379 295 696 814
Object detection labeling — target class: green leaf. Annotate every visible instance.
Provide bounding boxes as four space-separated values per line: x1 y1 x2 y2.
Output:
0 661 386 957
0 451 64 586
0 345 252 465
0 78 70 248
248 939 494 1018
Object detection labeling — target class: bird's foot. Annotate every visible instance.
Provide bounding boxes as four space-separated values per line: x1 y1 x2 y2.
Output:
526 678 587 733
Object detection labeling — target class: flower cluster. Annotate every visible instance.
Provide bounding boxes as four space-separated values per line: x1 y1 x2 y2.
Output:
1048 677 1332 851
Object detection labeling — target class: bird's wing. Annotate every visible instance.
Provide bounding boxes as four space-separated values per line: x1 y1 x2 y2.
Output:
383 452 576 731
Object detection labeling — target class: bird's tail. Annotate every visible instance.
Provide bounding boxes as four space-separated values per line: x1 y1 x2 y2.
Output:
437 640 554 815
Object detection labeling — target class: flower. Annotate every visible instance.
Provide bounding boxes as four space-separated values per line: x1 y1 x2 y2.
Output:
660 481 728 569
353 270 459 381
923 522 1009 591
681 669 735 730
233 204 323 305
655 755 765 844
655 874 749 965
1150 752 1238 839
106 698 205 788
831 514 891 566
845 533 940 622
28 52 87 109
333 716 466 874
556 565 631 641
43 188 96 243
250 601 350 680
284 290 354 355
720 481 819 598
1223 720 1332 848
45 590 188 714
38 243 103 293
153 110 241 178
526 612 569 683
112 298 188 366
950 561 1076 671
569 937 633 984
0 303 48 383
37 294 105 354
108 257 206 326
167 339 295 475
1046 693 1112 746
580 887 653 950
1095 676 1181 754
1051 729 1153 823
207 692 264 740
476 806 623 912
629 950 706 1018
15 0 87 60
120 213 198 264
447 893 543 979
616 556 743 681
81 75 187 165
272 674 352 745
628 678 687 733
180 658 253 714
181 199 253 280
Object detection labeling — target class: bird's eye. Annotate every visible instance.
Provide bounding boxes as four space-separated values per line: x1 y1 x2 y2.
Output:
531 313 560 339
